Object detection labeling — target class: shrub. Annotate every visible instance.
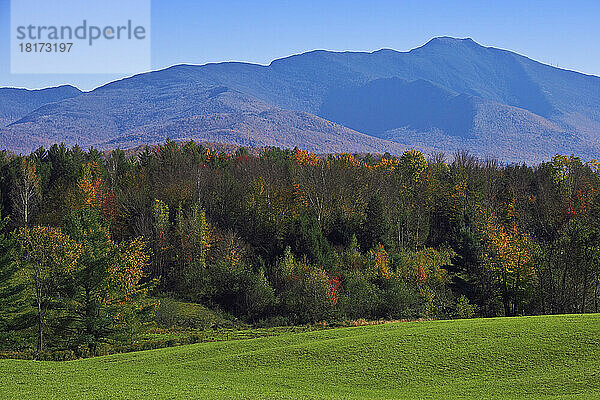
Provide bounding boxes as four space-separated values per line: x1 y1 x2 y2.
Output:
338 271 382 319
455 295 477 319
380 277 423 319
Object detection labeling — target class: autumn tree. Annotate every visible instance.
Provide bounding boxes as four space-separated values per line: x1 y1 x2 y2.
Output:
14 226 80 358
482 212 537 316
63 208 118 353
395 150 430 250
4 165 158 356
110 238 156 344
64 169 156 353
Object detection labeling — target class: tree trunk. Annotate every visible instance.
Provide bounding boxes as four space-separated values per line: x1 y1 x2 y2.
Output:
36 298 43 360
502 273 511 317
514 272 521 316
594 277 598 313
560 262 568 313
581 272 588 314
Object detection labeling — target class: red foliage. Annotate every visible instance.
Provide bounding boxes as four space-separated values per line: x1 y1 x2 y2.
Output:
327 276 342 306
236 154 249 164
417 265 428 284
567 188 593 217
102 190 117 222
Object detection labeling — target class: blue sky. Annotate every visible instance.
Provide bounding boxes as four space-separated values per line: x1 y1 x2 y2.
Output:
1 0 599 90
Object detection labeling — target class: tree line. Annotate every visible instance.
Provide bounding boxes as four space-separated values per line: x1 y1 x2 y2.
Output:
1 141 599 357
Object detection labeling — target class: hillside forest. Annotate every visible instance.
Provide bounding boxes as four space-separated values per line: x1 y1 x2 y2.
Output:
1 140 599 358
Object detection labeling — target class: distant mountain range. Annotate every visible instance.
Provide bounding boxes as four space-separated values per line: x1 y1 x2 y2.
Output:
2 37 600 162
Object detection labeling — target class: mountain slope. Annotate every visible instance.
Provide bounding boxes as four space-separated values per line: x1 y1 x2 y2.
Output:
2 86 410 155
319 78 477 138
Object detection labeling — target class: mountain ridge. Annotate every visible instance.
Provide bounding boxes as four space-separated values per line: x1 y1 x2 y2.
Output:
1 37 599 162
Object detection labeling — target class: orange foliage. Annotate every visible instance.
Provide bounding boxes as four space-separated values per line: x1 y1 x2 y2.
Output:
417 264 428 283
291 149 320 166
77 162 117 220
567 187 596 217
373 157 399 172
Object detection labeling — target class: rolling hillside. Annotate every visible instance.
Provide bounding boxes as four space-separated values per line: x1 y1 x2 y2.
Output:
2 37 600 161
1 314 599 399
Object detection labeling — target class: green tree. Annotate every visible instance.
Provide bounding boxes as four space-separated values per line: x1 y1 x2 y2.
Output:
0 213 30 347
360 194 388 251
175 202 210 297
152 198 171 280
64 207 156 353
63 208 117 354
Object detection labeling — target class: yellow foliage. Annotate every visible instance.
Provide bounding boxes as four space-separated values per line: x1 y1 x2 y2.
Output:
111 238 150 302
366 244 392 278
335 153 365 169
78 162 104 209
15 226 81 275
373 157 399 172
483 213 535 277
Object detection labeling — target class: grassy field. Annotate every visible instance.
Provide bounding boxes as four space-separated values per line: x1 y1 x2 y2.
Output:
1 314 599 399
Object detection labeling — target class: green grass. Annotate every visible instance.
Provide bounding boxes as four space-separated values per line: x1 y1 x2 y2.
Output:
152 298 239 329
1 314 600 399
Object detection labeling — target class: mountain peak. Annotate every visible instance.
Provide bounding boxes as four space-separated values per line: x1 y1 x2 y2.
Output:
421 36 481 48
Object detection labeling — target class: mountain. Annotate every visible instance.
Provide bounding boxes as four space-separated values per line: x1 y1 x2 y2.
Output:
0 85 81 126
1 37 600 162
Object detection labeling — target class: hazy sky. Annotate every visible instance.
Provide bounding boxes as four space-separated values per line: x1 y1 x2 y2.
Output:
1 0 599 90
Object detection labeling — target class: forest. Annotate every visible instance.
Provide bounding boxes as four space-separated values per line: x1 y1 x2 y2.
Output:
1 140 599 358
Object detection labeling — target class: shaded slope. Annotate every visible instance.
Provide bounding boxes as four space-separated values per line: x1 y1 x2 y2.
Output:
319 78 476 138
382 99 571 163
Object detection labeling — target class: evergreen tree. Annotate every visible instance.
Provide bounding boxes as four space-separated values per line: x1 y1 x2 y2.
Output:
63 208 117 354
360 194 388 251
0 212 31 349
